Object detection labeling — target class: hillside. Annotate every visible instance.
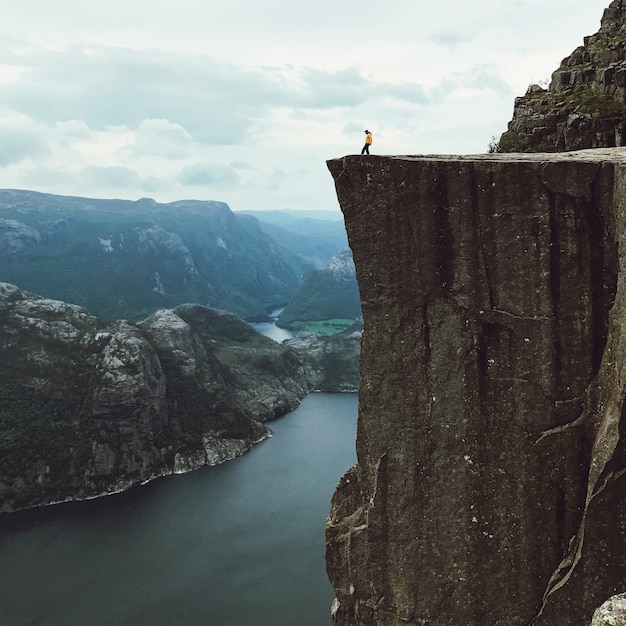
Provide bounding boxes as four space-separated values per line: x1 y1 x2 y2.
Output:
277 249 361 330
0 190 315 322
0 282 312 513
236 209 348 270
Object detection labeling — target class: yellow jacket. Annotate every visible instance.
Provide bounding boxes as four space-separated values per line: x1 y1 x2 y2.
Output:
365 132 373 144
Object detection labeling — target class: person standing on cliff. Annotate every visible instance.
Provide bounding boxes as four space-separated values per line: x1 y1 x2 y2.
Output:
361 130 373 155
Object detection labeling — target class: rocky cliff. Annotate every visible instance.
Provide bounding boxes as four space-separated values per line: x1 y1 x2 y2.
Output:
0 283 311 513
498 0 626 152
326 150 626 625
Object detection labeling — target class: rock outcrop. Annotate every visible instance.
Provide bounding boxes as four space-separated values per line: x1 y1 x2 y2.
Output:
591 594 626 625
326 150 626 625
498 0 626 153
285 320 362 392
0 283 311 513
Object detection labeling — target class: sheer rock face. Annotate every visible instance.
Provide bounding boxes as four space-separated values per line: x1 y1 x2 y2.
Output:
326 150 626 625
499 0 626 152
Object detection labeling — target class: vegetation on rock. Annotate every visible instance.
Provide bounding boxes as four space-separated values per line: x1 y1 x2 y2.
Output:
0 283 312 513
496 0 626 153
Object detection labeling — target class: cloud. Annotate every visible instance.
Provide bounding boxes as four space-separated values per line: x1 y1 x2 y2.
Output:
432 64 513 101
0 42 428 152
80 165 141 188
178 162 240 188
17 163 169 195
120 118 194 158
427 31 474 50
19 166 79 189
230 160 253 170
0 0 611 212
0 112 50 165
0 46 269 144
383 82 429 104
55 119 92 145
291 67 370 107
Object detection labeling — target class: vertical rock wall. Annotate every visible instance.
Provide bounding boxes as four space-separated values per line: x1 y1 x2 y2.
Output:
326 150 626 625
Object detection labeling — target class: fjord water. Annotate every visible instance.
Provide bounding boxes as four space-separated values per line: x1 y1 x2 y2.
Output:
0 392 357 626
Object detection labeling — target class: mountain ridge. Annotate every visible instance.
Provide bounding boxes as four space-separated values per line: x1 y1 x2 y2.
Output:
0 189 333 322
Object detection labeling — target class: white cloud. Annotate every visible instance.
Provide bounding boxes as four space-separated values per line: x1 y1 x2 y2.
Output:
80 165 141 188
427 31 474 50
121 119 195 158
0 111 50 165
55 119 91 144
0 0 612 211
179 162 241 188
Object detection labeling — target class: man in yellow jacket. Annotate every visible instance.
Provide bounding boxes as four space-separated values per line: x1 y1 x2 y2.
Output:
361 129 373 155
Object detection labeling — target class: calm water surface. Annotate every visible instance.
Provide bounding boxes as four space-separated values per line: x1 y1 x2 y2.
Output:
248 310 294 343
0 392 357 626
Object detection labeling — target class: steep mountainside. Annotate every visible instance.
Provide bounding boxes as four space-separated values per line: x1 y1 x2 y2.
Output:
277 249 361 328
0 282 311 513
327 150 626 625
498 0 626 152
0 190 313 322
236 209 348 270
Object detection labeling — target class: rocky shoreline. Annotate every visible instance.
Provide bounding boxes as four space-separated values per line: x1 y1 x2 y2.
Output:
0 282 312 514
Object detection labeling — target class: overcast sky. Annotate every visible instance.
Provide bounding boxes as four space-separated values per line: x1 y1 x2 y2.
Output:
0 0 611 212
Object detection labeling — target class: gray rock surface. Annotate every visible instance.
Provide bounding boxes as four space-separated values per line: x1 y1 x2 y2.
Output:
499 0 626 152
326 149 626 625
0 283 312 513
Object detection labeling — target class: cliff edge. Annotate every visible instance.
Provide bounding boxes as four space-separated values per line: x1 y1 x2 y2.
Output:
326 149 626 625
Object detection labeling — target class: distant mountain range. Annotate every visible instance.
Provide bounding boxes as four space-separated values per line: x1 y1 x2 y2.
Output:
236 209 348 270
0 190 347 323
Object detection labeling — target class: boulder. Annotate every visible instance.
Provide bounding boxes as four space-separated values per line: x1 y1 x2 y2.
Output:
591 594 626 625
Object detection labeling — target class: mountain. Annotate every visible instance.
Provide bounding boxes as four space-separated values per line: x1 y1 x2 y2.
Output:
236 209 348 270
496 0 626 152
0 190 315 323
0 282 312 513
277 249 361 329
236 209 344 223
326 147 626 624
